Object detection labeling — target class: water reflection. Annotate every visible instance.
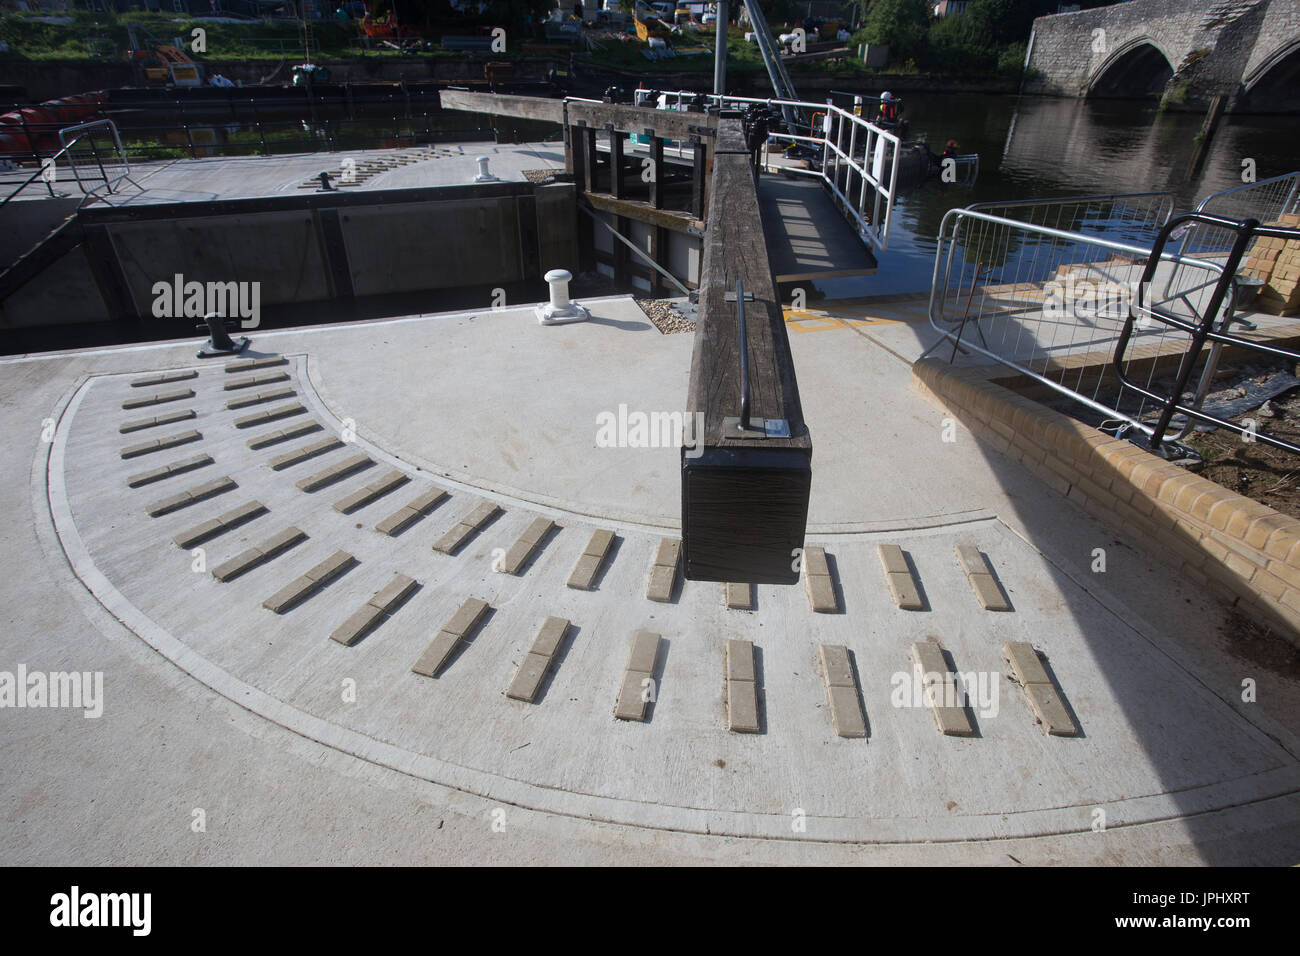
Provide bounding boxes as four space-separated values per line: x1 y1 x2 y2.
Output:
818 92 1299 298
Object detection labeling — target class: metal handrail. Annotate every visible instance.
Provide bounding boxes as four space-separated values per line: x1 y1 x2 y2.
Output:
643 90 903 251
1120 211 1300 453
0 142 75 207
736 278 751 429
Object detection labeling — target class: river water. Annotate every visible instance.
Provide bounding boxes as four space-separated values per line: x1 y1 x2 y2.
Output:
829 91 1299 298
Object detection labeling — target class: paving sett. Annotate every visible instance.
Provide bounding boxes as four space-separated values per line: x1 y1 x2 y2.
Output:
6 296 1300 865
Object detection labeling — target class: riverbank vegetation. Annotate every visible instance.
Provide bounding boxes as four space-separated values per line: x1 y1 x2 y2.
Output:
850 0 1114 77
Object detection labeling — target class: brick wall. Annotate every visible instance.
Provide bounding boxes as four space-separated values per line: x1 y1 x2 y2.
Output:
912 357 1300 645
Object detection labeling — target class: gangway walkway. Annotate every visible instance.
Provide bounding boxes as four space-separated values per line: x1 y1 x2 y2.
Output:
758 175 878 283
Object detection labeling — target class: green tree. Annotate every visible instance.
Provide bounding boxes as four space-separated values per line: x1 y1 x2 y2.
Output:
857 0 929 65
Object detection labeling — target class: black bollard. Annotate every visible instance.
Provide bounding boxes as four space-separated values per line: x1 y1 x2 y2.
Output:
196 312 250 358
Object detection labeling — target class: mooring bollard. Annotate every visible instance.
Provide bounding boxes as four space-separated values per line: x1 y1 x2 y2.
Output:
475 156 499 183
196 311 250 358
317 171 334 191
535 269 589 325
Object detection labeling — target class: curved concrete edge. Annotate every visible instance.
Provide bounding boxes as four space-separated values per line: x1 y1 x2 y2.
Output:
912 358 1300 646
37 369 1300 846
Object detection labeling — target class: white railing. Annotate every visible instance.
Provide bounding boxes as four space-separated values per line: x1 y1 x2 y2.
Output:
626 91 903 251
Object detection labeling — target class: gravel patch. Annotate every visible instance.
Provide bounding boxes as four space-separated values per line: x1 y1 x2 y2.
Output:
636 297 696 335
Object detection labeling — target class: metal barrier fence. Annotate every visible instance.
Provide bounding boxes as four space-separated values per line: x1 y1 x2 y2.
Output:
1124 211 1300 453
925 202 1232 441
58 119 134 201
654 90 903 251
966 191 1176 245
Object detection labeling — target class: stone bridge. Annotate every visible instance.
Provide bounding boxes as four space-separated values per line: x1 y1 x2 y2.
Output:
1024 0 1300 113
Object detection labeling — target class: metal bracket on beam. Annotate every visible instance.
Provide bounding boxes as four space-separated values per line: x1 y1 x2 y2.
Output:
722 416 791 439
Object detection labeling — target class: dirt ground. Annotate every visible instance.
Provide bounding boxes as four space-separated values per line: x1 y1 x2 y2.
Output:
1183 371 1300 522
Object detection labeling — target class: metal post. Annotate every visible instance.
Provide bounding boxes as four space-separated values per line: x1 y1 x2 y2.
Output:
1147 220 1259 452
713 1 728 96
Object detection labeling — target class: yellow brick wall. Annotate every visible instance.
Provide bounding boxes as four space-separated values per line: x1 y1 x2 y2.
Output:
911 358 1300 645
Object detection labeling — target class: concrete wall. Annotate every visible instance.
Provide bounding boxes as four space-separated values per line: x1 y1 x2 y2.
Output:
0 181 578 329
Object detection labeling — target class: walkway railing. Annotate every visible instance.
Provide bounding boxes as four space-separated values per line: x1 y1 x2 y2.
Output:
654 91 903 251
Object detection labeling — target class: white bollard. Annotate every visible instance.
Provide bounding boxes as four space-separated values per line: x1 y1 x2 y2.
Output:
475 156 499 183
535 268 589 325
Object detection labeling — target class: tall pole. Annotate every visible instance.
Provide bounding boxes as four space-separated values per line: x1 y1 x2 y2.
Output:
714 1 728 96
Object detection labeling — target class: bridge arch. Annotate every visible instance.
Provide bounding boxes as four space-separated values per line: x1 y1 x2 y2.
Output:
1239 38 1300 113
1086 36 1176 99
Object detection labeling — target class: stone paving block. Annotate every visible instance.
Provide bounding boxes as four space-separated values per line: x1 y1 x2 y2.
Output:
500 517 554 574
955 545 1012 611
126 452 212 487
120 408 196 433
130 369 197 388
145 476 235 516
223 371 289 391
507 653 552 703
827 684 867 738
377 486 452 538
226 355 288 373
329 604 386 646
930 705 975 737
912 642 949 685
296 454 374 492
615 630 660 721
726 639 759 733
585 529 614 558
411 598 490 676
646 537 681 602
374 507 419 536
443 597 490 638
1003 641 1051 686
120 428 202 459
262 550 355 614
172 500 266 547
234 402 305 428
877 543 910 575
367 573 418 613
819 644 855 687
247 420 321 449
506 616 571 703
1003 642 1078 736
270 436 343 470
305 550 355 582
225 387 295 410
375 487 447 535
1024 683 1078 736
819 645 865 738
529 616 570 660
725 581 754 610
912 642 973 737
726 638 755 682
727 684 760 733
407 488 449 513
412 632 461 678
432 502 501 554
121 387 194 410
217 500 267 529
886 571 923 610
173 519 224 549
802 546 838 612
211 526 305 582
333 469 410 514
